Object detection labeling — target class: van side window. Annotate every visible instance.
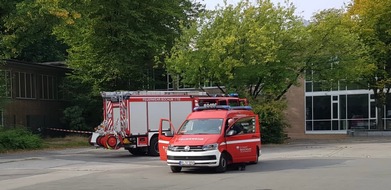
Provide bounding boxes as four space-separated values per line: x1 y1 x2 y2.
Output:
232 117 256 134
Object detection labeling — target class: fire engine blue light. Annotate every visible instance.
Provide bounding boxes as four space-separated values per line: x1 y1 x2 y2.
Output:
228 93 239 97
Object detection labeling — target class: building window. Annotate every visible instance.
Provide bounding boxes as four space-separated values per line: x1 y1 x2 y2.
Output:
15 72 36 99
0 70 12 98
305 86 378 132
347 94 370 130
40 75 58 100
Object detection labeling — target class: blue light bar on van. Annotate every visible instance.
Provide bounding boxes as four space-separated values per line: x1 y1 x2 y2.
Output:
193 106 252 111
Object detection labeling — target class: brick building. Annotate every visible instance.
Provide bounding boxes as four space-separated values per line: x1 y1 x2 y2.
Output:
0 59 70 132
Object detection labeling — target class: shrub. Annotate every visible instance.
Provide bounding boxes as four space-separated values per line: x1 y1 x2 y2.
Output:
63 106 88 131
0 128 43 152
252 100 289 144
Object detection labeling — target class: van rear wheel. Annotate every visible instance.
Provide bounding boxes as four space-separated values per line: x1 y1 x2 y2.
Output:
170 166 182 173
249 149 259 164
215 153 228 173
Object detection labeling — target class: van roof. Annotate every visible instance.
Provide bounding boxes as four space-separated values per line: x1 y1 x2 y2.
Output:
187 109 255 120
193 106 252 111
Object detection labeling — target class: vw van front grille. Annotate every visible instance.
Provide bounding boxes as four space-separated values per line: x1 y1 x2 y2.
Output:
172 145 204 152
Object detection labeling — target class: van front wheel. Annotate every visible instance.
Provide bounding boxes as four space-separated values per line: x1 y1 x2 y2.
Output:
170 166 182 173
215 153 228 173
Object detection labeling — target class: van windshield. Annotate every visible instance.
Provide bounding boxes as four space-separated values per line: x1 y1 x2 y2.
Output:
177 119 223 135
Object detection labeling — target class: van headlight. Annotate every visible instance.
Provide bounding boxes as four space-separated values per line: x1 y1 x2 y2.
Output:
202 143 218 151
168 144 177 151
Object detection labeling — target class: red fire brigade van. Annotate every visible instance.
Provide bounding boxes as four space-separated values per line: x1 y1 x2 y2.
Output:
158 105 261 173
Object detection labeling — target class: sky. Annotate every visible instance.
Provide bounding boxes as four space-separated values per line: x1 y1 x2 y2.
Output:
201 0 352 20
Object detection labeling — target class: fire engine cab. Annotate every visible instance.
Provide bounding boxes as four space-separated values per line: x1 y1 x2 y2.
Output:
158 105 261 173
89 91 248 156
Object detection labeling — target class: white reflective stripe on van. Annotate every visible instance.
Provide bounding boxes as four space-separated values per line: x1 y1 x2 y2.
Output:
220 138 260 146
158 140 170 144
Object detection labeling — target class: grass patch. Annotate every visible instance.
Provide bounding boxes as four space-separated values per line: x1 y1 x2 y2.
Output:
42 135 91 149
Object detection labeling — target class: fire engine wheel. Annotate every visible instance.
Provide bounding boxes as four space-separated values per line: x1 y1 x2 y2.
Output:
148 136 159 156
170 166 182 173
128 148 146 156
215 153 228 173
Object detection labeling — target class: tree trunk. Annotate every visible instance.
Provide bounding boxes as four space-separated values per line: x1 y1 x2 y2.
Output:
373 89 385 130
377 106 384 130
375 93 384 130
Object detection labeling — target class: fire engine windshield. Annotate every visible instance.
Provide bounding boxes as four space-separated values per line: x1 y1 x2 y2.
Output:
178 119 223 135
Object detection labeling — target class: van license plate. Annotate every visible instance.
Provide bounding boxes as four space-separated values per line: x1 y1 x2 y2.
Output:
179 161 195 166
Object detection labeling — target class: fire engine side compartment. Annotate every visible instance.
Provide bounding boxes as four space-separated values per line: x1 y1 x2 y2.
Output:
127 97 194 135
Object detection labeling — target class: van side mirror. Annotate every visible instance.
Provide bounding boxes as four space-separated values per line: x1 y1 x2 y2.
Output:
226 129 237 136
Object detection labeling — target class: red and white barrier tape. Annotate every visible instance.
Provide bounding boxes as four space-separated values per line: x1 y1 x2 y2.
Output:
47 128 93 134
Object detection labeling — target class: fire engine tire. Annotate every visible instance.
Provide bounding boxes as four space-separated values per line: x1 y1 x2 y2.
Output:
170 166 182 173
128 148 146 156
148 136 159 156
215 153 228 173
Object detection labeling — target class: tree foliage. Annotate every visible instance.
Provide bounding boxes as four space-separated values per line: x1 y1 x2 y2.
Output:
347 0 391 129
33 0 204 94
306 8 375 87
1 0 68 62
1 0 203 128
166 0 306 100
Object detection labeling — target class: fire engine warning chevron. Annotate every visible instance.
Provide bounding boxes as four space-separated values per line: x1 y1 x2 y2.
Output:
88 90 252 158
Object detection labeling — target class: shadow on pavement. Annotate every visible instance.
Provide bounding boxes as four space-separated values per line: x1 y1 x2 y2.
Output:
178 158 349 174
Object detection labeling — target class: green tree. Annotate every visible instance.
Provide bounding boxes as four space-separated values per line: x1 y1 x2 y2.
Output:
38 0 203 128
1 0 68 62
347 0 391 130
304 8 375 88
166 0 307 142
36 0 203 94
166 0 306 100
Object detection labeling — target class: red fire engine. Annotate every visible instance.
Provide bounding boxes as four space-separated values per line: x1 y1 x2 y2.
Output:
89 91 248 156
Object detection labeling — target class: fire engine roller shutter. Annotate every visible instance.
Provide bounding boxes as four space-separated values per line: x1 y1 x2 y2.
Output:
112 107 120 131
129 102 148 134
148 102 170 131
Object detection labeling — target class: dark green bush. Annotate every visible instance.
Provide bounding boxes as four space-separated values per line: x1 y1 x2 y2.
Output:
252 100 289 144
63 106 89 131
0 128 43 152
